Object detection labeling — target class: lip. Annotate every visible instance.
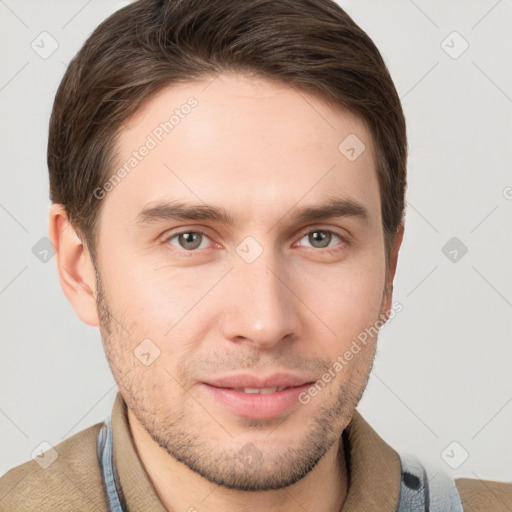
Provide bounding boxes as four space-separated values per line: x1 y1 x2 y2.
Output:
199 373 316 420
202 372 314 390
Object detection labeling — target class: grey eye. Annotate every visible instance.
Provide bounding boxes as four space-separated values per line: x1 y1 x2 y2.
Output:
169 231 207 251
301 230 340 249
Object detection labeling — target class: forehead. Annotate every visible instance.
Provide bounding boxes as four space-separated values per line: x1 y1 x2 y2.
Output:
102 72 380 230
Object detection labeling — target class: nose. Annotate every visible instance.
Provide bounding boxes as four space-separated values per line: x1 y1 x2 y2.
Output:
219 251 303 350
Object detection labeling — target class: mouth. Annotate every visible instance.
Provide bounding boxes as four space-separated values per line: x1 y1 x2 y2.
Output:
199 373 315 419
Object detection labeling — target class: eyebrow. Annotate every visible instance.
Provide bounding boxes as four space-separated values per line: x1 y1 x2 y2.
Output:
134 197 370 228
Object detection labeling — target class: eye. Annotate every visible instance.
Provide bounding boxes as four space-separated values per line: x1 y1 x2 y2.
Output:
165 231 212 251
296 229 345 251
163 228 347 255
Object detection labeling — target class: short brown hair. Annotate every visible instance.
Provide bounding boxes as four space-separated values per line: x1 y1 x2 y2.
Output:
48 0 407 263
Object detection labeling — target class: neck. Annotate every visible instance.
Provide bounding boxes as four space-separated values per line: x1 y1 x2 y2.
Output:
127 408 348 512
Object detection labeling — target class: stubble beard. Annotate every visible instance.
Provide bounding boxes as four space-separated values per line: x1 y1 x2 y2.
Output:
94 268 376 491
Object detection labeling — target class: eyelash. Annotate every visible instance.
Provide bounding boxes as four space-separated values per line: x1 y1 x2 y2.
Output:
163 228 348 255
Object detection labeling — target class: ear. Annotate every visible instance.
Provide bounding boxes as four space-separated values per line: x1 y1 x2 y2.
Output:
48 204 100 327
380 222 405 322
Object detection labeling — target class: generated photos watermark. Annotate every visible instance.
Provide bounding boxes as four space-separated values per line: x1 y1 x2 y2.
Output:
298 300 403 405
93 96 198 200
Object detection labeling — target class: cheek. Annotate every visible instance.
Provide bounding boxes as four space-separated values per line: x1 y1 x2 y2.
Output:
101 259 217 356
101 253 176 319
100 235 386 357
298 259 386 340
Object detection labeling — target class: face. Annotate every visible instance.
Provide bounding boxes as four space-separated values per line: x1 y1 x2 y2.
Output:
92 72 394 491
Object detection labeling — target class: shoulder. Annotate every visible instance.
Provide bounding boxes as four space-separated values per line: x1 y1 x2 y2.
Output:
456 477 512 512
0 422 108 512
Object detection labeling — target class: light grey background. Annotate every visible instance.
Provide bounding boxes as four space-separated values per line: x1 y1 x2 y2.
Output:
1 0 511 483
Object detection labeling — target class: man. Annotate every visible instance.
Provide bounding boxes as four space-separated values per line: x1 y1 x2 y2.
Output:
0 0 510 510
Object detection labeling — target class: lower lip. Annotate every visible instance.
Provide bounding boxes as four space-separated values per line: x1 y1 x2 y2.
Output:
199 383 313 420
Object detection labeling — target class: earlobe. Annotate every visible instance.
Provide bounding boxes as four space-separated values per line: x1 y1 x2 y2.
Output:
48 204 100 327
380 222 405 323
388 222 405 280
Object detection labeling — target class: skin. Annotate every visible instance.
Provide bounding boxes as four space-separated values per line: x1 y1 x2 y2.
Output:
50 72 404 512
